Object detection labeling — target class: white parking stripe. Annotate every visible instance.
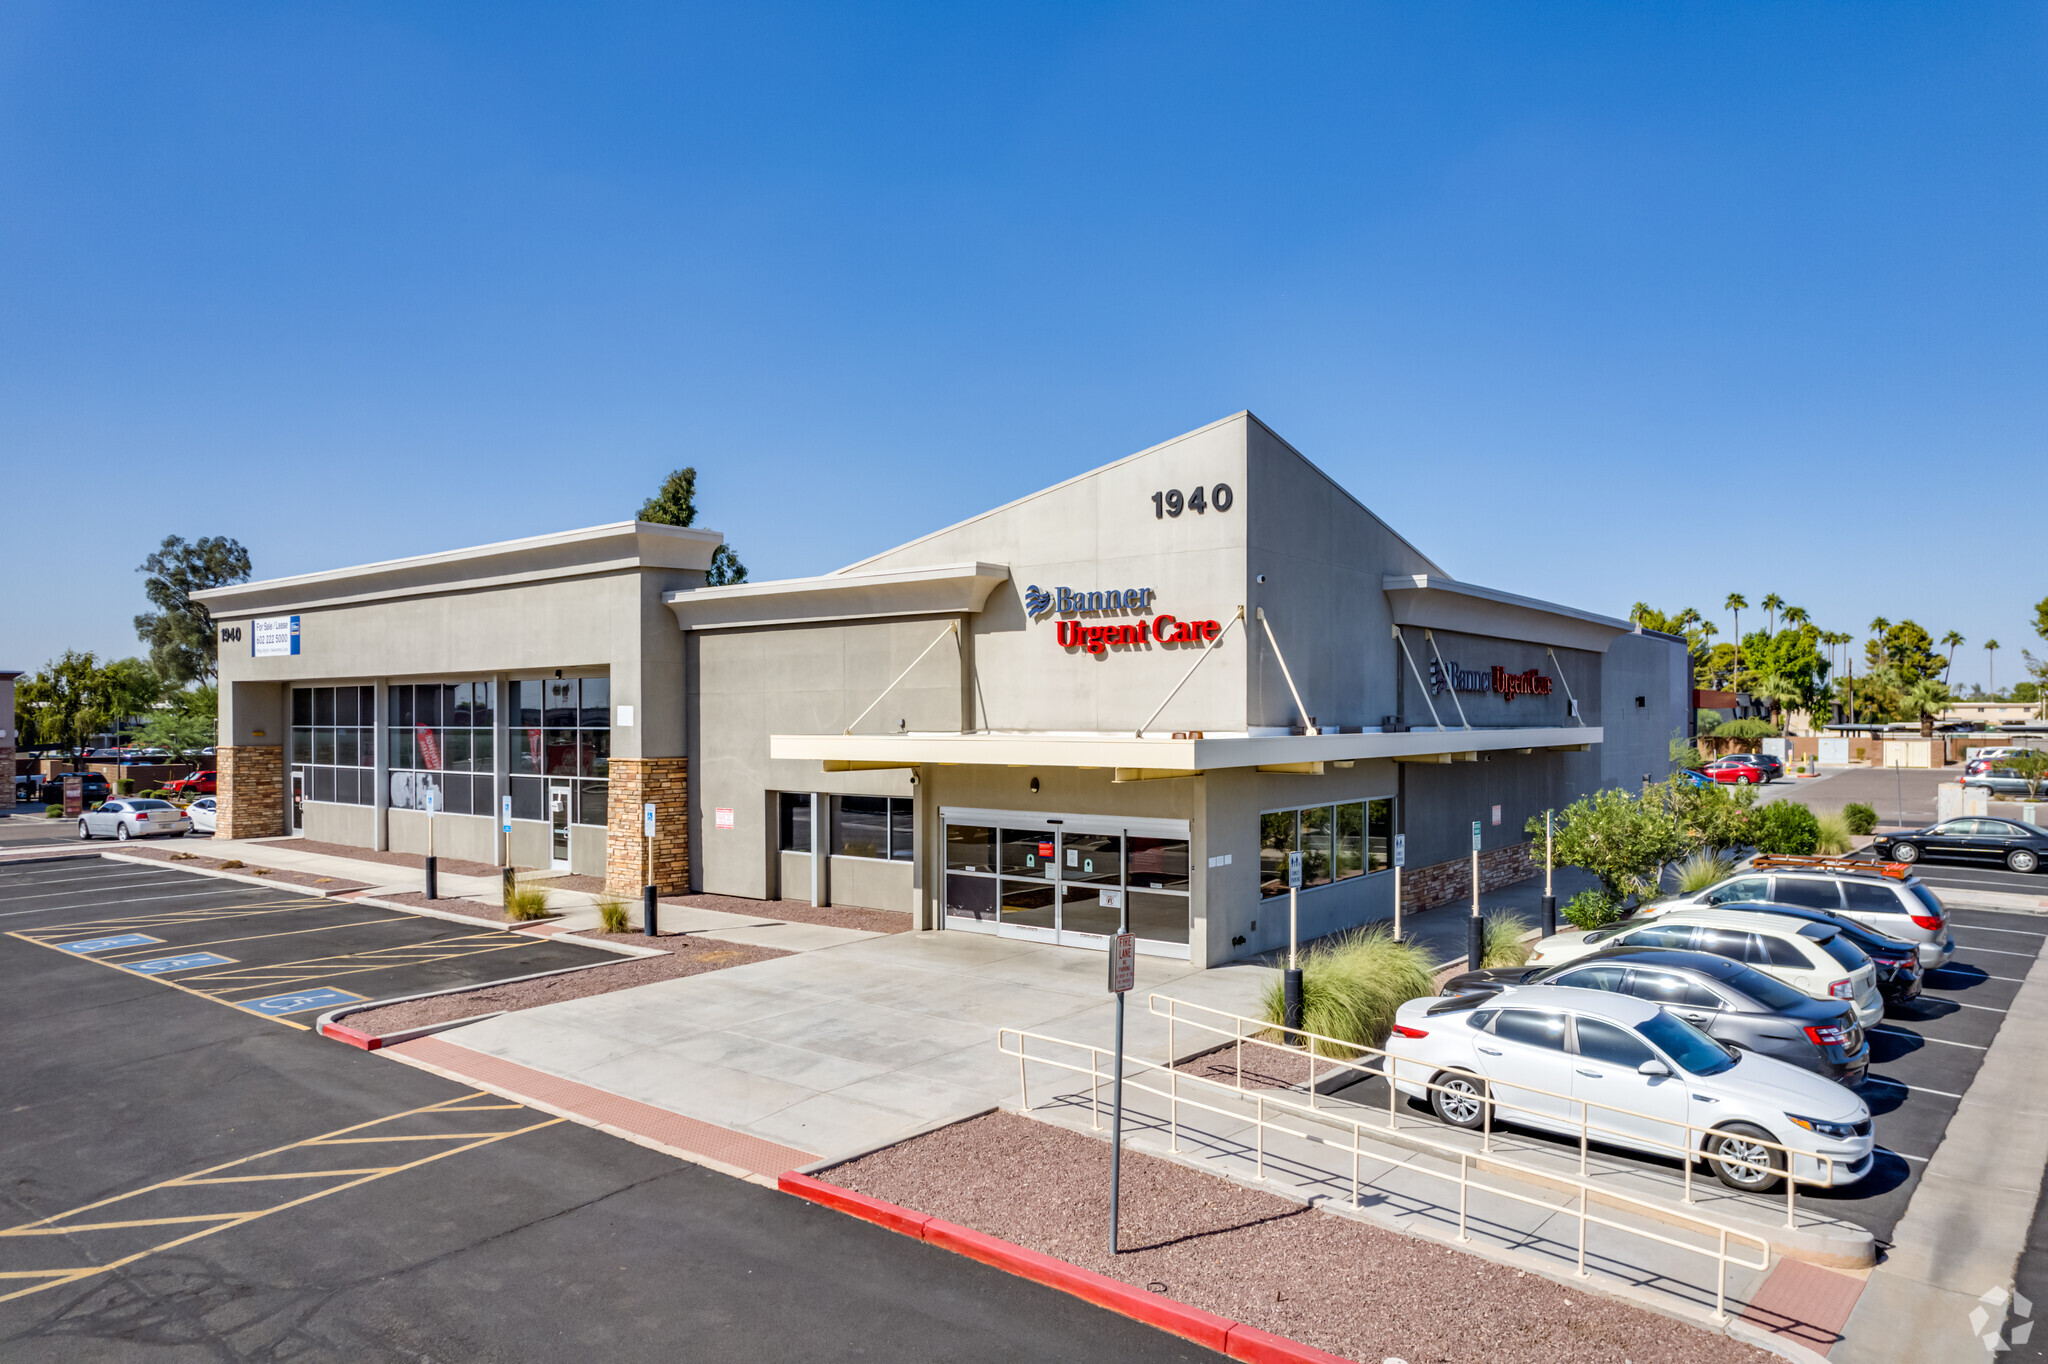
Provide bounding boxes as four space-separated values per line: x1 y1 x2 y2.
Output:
1948 945 2037 957
6 886 291 913
1952 924 2048 937
1871 1025 1988 1049
0 876 210 902
1861 1076 1964 1099
1881 1148 1930 1164
1927 968 2024 983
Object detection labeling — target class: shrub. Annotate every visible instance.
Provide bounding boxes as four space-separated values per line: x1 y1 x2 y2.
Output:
1754 801 1821 856
43 805 63 818
219 859 244 868
1814 810 1854 856
1562 888 1625 931
1708 718 1782 740
1843 802 1879 836
1674 849 1737 895
1526 787 1685 901
505 877 553 921
595 894 630 934
116 778 136 795
1482 912 1532 967
1257 927 1435 1056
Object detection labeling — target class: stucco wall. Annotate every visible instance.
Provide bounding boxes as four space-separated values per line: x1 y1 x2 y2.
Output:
1599 631 1691 792
775 851 914 913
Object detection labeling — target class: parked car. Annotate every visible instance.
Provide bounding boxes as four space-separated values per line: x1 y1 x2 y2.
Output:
78 798 192 841
1702 755 1772 785
13 773 43 804
1635 900 1924 1005
1437 946 1870 1083
1964 768 2047 801
1751 753 1785 781
185 796 217 834
1680 857 1953 967
1874 818 2048 874
1675 768 1714 790
1527 907 1884 1028
1385 986 1875 1192
48 772 113 804
164 770 217 796
1967 747 2033 768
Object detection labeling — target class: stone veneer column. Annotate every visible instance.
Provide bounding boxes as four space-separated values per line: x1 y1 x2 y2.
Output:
1398 840 1538 912
606 757 689 896
217 745 286 840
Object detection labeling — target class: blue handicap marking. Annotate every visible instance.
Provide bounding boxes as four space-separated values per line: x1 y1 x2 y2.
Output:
240 987 365 1016
126 952 236 974
58 933 163 954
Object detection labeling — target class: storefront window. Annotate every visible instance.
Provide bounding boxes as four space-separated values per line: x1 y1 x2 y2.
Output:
505 676 607 826
828 795 913 860
779 793 813 852
1299 806 1333 887
1334 802 1364 879
1262 797 1395 897
291 685 375 809
1368 798 1394 874
390 680 496 818
1259 810 1296 897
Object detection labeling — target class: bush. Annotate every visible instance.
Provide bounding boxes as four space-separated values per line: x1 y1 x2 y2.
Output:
595 894 630 934
1674 849 1737 894
1708 718 1782 740
1562 888 1625 931
1754 801 1821 856
505 876 553 922
1843 803 1879 836
1482 912 1532 968
43 804 63 818
116 778 136 795
1814 810 1854 855
1257 927 1435 1056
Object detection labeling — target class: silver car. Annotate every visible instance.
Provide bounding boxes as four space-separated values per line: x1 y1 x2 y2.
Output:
1964 769 2047 802
1687 862 1953 968
79 798 193 841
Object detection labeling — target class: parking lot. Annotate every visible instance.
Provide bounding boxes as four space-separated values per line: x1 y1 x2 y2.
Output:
0 856 1216 1361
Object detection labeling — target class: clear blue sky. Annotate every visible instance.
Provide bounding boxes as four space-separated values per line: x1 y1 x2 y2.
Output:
5 4 2043 690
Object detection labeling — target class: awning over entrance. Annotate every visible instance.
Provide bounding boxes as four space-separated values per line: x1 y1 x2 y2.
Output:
769 726 1601 776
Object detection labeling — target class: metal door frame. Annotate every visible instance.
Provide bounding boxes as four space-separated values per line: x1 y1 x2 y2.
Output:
547 778 572 871
290 771 304 834
938 807 1189 954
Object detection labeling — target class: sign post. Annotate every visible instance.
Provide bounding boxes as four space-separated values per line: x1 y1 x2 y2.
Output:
1541 810 1556 937
1107 887 1135 1256
423 788 438 901
1284 850 1304 1043
642 802 658 936
1467 820 1484 971
1392 834 1406 942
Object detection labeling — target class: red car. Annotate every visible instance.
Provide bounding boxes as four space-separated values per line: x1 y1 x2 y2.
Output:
164 770 216 796
1703 755 1770 786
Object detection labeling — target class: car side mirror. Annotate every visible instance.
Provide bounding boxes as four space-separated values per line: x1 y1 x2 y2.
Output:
1637 1059 1670 1077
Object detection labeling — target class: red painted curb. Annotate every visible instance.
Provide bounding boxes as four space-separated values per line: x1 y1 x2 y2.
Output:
779 1171 1330 1359
320 1020 382 1050
778 1172 933 1238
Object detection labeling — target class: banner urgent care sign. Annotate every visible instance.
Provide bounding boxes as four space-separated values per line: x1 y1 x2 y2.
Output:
1056 613 1222 655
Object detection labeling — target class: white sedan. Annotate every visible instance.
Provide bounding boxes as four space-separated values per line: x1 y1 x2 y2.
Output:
1385 985 1874 1192
185 796 217 834
78 798 192 841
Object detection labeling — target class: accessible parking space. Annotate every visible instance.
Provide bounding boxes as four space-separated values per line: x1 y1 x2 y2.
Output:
0 857 617 1029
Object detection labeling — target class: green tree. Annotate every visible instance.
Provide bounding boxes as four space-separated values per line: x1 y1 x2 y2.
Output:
1783 605 1810 629
17 652 121 756
1942 630 1965 685
2003 749 2048 801
1754 801 1821 856
134 535 252 685
1987 640 2002 695
2035 596 2048 643
1526 787 1686 902
1761 593 1784 636
638 467 748 586
1725 594 1747 676
129 685 218 756
1902 677 1954 738
1868 620 1939 686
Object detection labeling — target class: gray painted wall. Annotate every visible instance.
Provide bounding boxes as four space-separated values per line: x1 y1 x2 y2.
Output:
1598 630 1693 793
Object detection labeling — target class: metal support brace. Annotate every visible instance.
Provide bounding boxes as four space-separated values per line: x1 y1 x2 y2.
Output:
1136 606 1244 737
1256 608 1318 735
844 621 959 735
1424 630 1473 731
1391 627 1445 731
1547 647 1588 726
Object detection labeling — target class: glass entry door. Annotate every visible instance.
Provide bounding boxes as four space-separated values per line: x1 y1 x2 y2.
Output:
940 808 1189 958
547 780 572 870
290 772 304 834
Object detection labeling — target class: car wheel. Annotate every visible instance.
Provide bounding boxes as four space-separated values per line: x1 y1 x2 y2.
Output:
77 820 91 841
1892 842 1920 864
1707 1123 1786 1193
2010 849 2041 874
1429 1071 1491 1129
1735 775 1751 786
115 823 130 841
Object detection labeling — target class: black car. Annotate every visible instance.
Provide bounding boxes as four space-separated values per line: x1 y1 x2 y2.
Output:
1653 900 1925 1005
1874 818 2048 875
47 772 112 804
1437 946 1869 1084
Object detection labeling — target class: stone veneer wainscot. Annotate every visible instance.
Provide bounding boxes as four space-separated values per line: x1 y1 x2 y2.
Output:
605 757 689 896
216 745 286 840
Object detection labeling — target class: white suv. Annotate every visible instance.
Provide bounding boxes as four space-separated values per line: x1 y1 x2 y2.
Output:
1527 907 1884 1029
1688 863 1953 968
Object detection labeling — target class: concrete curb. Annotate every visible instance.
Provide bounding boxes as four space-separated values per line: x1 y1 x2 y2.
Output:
777 1171 1349 1363
796 1105 1000 1175
312 958 642 1047
317 1009 507 1051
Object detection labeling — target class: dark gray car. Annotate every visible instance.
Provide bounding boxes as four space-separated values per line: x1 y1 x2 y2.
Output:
1438 946 1869 1085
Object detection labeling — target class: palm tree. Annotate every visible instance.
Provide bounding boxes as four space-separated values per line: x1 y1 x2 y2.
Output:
1941 630 1965 685
1869 618 1891 667
1726 593 1747 684
1903 678 1954 739
1987 639 2002 695
1629 601 1652 627
1762 593 1784 637
1784 605 1810 630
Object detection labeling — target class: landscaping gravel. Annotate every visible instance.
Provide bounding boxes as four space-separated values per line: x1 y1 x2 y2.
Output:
118 844 370 893
662 891 911 935
825 1111 1773 1364
343 935 791 1036
375 891 517 922
274 838 512 880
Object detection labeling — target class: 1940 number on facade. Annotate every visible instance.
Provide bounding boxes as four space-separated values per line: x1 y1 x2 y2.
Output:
1151 484 1232 519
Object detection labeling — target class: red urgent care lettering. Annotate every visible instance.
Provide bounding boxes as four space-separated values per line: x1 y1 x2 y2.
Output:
1491 666 1554 701
1056 614 1221 655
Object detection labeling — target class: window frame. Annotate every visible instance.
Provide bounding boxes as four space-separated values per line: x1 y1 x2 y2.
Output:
1259 795 1396 899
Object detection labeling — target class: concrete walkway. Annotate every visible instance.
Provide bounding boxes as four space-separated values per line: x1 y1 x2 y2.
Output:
440 930 1274 1162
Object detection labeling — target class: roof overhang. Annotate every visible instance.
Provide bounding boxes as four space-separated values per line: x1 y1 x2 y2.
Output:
769 725 1601 772
192 521 724 616
667 562 1010 631
1382 575 1634 653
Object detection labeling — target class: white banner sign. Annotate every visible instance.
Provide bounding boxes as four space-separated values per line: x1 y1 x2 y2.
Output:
252 615 300 657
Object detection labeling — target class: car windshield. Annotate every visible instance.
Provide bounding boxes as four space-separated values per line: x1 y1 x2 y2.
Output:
1909 885 1946 916
1638 1012 1738 1076
1718 964 1809 1010
1800 926 1869 970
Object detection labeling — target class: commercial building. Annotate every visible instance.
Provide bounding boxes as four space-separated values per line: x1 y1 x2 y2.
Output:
201 412 1686 968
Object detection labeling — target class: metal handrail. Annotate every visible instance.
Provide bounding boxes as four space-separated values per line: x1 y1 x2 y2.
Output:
998 1025 1770 1323
1145 993 1843 1228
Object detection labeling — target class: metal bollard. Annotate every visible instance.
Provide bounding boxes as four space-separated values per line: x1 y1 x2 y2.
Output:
644 884 658 937
1542 893 1556 937
424 855 437 901
1467 915 1483 971
1283 967 1304 1044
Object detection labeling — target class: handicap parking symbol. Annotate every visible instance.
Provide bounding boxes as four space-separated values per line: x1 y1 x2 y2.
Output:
58 933 163 954
126 953 235 975
240 987 365 1017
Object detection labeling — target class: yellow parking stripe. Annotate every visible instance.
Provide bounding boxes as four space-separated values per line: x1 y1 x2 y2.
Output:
5 930 317 1030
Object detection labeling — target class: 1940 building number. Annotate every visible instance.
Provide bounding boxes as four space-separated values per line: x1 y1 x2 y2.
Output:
1151 484 1232 519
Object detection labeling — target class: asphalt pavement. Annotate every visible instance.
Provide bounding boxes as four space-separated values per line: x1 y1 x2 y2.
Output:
0 858 1219 1362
